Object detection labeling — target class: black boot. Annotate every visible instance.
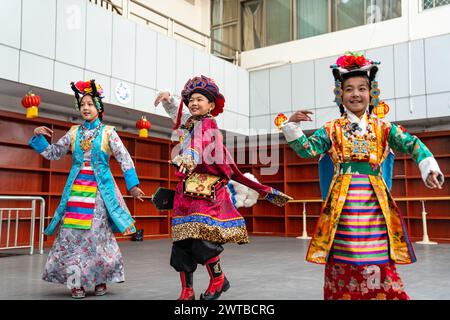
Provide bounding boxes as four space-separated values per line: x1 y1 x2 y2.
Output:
178 271 195 300
200 256 230 300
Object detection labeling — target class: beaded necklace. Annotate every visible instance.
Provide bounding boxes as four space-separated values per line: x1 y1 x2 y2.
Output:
79 122 103 151
343 113 376 161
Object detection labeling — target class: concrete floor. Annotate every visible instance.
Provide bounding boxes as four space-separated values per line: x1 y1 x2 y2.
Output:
1 236 449 300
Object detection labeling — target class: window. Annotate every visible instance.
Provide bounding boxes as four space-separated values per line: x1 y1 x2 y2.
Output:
297 0 329 39
332 0 401 33
211 0 239 59
241 0 292 51
266 0 292 46
423 0 450 10
210 0 402 57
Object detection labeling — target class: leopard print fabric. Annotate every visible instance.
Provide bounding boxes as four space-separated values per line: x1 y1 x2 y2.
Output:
172 222 249 245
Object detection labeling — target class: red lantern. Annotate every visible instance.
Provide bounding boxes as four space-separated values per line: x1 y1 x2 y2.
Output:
21 91 41 118
136 116 151 138
373 101 390 119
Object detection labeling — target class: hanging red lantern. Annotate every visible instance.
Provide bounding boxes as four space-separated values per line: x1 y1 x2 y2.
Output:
373 101 390 119
21 91 41 118
136 116 151 138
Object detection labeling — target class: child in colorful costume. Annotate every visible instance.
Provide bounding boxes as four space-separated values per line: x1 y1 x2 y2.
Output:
29 80 145 298
281 52 444 300
154 75 291 300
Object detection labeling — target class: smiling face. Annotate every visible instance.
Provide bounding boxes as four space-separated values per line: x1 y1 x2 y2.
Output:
80 95 99 122
188 93 215 117
342 76 370 118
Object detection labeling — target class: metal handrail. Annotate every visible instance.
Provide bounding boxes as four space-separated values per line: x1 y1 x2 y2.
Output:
0 196 45 255
90 0 213 52
88 0 122 15
88 0 242 63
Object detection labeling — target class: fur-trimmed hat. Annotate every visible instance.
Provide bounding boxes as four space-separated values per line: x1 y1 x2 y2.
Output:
174 75 225 129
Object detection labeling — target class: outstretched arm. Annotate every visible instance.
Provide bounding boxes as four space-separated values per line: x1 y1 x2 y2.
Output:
388 123 444 189
281 110 331 158
28 126 71 160
154 91 191 125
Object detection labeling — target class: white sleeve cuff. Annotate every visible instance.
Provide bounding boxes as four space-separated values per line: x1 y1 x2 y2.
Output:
281 120 305 143
418 157 444 188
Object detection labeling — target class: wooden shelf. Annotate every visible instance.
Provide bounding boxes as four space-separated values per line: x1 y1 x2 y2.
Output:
286 161 320 166
133 215 169 218
0 165 51 172
0 109 174 246
134 156 169 163
253 215 285 218
1 109 450 243
405 216 450 220
0 139 30 147
0 191 50 196
137 176 169 181
287 215 320 218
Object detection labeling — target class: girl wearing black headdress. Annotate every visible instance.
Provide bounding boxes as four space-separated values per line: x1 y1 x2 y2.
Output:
281 52 444 300
29 80 144 298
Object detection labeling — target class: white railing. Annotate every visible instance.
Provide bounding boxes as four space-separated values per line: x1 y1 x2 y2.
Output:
0 196 45 255
88 0 212 54
290 196 448 245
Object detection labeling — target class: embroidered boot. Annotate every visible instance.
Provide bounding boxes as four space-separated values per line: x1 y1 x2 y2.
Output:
71 287 86 299
200 256 230 300
178 271 195 300
95 283 107 296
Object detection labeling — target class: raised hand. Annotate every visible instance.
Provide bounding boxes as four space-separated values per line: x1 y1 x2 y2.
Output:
34 126 53 138
289 110 314 123
426 170 443 189
154 91 171 107
130 186 146 202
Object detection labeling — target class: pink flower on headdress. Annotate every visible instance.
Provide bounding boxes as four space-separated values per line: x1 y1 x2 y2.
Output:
336 52 369 70
355 55 368 67
75 80 104 98
75 80 91 93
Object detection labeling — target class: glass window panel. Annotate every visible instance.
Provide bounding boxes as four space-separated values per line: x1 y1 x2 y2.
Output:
297 0 329 39
266 0 292 46
423 0 434 9
241 0 265 50
212 25 238 58
436 0 450 7
212 0 238 26
333 0 365 31
367 0 401 23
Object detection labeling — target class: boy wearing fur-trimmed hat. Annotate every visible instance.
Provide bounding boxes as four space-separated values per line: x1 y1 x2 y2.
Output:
155 75 292 300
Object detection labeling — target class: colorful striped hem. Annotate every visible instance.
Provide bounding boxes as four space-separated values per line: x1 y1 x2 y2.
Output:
62 224 92 230
69 190 97 198
332 257 390 265
63 218 93 227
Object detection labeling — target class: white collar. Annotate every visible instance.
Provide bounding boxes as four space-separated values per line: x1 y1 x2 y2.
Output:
345 107 368 136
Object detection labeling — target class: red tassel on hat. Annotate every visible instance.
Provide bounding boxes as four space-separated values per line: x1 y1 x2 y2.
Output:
173 98 184 130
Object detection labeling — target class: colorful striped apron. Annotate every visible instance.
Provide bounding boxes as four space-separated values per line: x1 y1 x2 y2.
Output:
63 161 97 230
331 174 389 265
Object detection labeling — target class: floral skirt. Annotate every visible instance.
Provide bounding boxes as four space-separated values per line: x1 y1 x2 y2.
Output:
42 192 125 288
324 259 410 300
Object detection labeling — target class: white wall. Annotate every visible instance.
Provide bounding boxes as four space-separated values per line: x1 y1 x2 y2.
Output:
241 0 450 70
248 34 450 133
130 0 210 35
0 0 248 135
